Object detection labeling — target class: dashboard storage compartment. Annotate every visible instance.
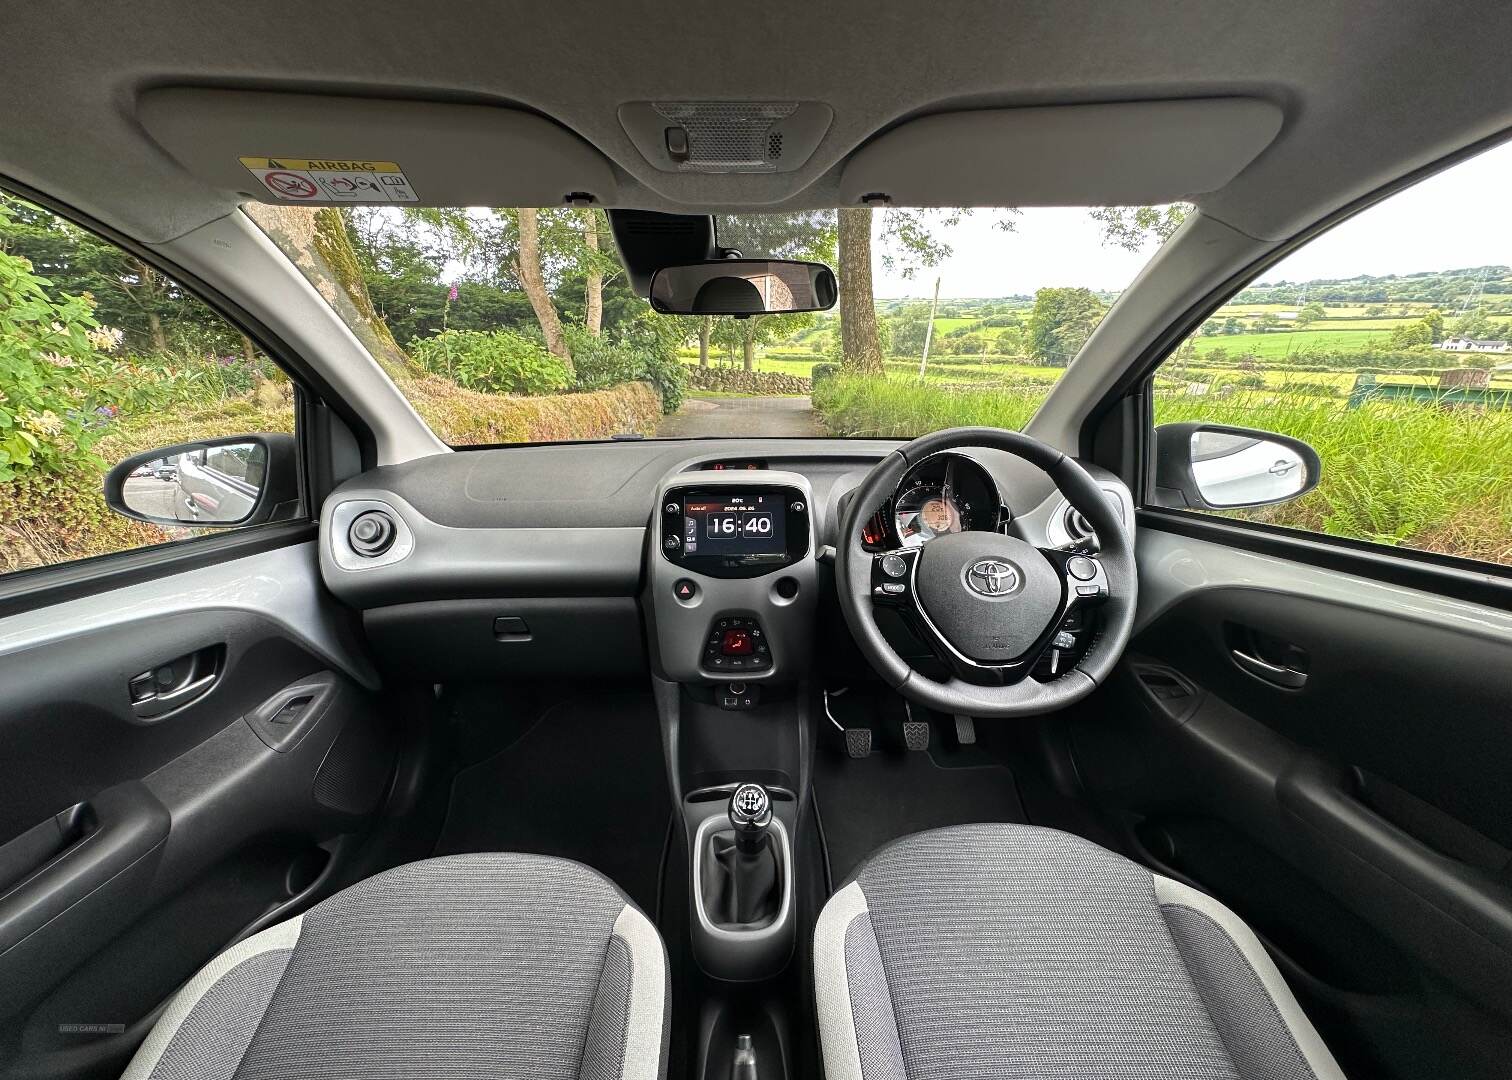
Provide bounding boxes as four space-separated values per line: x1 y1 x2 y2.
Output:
362 597 646 680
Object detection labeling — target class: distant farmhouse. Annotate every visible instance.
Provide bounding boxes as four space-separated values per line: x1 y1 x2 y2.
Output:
1436 336 1511 354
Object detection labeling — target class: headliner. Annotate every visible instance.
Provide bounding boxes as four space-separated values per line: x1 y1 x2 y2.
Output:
2 0 1511 246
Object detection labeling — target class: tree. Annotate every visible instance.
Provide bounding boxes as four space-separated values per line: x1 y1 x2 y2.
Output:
837 209 885 375
1254 312 1281 331
516 209 572 370
246 204 410 376
1026 287 1108 366
1450 308 1492 339
0 195 235 356
1089 204 1191 251
580 208 603 337
995 326 1024 356
1294 302 1326 328
889 302 934 356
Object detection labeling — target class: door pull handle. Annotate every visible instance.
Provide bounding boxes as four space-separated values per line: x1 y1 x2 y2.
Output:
1230 648 1307 689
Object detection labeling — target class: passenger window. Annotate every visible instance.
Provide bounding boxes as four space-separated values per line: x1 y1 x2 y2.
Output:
0 193 297 575
1151 140 1512 568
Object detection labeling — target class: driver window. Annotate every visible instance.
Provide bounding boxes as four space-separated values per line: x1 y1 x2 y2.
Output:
1150 139 1512 569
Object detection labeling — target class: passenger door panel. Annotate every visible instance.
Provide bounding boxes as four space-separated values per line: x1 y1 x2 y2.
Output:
0 543 392 1078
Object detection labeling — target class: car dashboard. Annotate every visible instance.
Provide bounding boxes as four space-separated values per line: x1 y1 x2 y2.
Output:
316 438 1133 685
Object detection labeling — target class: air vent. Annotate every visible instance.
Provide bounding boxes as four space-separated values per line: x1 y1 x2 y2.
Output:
349 510 396 557
1045 490 1125 549
1065 506 1094 544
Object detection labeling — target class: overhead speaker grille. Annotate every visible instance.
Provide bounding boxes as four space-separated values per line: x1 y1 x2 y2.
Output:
652 101 797 172
620 101 832 175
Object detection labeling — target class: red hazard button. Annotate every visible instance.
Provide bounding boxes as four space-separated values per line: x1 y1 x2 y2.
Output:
674 579 698 601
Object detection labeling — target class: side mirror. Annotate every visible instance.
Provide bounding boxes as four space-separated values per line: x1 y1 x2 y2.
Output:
648 259 838 316
1153 422 1321 511
105 433 299 528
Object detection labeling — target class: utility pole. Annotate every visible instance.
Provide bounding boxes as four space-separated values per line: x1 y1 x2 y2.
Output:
918 276 941 379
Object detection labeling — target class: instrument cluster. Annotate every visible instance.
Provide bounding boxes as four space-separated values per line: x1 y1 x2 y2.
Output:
862 453 1006 550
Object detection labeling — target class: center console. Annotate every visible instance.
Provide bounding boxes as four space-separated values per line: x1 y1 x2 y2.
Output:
648 471 817 687
645 468 821 1080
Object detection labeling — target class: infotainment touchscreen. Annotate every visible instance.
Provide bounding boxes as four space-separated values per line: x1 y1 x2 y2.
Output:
681 492 786 557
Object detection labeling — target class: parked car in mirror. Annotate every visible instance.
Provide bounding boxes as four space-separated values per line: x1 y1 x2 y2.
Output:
104 433 299 528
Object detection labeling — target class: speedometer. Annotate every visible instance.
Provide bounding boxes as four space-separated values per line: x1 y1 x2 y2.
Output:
894 482 974 547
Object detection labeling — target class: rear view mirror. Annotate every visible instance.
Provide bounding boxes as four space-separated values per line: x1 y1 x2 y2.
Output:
1153 422 1321 511
105 433 298 528
648 259 838 316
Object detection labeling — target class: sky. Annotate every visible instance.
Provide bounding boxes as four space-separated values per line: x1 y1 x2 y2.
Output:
870 138 1512 300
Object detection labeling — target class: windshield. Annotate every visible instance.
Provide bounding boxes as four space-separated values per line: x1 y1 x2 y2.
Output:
258 205 1178 444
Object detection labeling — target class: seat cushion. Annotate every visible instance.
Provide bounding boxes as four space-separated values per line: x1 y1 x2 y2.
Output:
814 823 1344 1080
122 853 668 1080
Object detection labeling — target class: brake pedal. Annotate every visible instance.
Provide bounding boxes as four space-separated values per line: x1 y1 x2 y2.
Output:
902 720 930 751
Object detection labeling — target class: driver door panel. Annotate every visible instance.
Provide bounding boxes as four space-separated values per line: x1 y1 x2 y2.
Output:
1073 527 1512 1078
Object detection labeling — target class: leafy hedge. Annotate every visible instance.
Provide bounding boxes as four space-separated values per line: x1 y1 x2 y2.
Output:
408 329 572 396
0 226 119 479
566 325 686 412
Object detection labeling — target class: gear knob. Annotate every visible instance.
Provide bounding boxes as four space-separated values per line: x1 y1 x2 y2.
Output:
728 783 773 855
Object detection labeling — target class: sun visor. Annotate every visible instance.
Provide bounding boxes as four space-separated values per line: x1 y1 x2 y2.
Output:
137 88 619 208
840 98 1283 207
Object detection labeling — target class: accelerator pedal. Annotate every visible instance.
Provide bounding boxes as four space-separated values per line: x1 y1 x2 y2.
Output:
954 714 977 745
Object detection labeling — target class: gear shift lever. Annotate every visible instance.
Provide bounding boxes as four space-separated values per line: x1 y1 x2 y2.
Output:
702 783 780 927
729 783 772 855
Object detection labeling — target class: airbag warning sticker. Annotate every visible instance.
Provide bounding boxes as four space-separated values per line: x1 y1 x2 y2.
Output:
239 157 417 203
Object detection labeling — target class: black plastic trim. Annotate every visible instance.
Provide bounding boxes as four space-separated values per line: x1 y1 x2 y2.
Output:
1139 507 1512 611
0 522 317 619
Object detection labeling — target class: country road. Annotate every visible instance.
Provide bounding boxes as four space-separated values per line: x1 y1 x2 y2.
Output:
653 395 825 438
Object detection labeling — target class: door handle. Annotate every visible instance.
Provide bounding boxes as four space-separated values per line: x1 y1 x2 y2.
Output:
129 645 225 719
1230 648 1307 689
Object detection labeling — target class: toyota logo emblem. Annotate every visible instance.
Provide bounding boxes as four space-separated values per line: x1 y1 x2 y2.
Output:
965 558 1020 597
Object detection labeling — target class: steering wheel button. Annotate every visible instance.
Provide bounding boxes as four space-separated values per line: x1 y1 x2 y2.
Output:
881 553 908 578
1067 555 1098 580
880 582 906 594
1076 584 1102 596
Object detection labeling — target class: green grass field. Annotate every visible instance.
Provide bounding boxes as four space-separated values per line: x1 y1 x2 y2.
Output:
932 317 983 334
1190 329 1388 357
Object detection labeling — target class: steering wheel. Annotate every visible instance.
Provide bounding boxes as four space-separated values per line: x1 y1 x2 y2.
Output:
837 428 1137 718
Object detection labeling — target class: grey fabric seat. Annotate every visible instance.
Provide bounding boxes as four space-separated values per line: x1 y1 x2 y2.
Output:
815 824 1346 1080
122 853 668 1080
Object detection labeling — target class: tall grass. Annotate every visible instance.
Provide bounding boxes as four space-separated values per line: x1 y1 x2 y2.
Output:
811 375 1512 564
811 376 1048 437
1156 390 1512 562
